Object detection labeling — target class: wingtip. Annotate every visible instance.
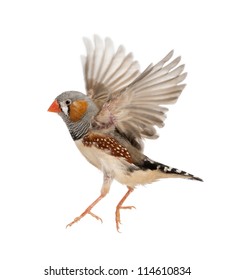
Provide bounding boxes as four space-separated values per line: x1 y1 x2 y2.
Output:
82 36 89 43
93 34 103 45
181 72 188 81
93 33 100 39
165 49 174 61
83 34 101 42
82 36 90 46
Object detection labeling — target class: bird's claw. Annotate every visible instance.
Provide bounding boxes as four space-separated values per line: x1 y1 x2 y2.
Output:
115 205 136 232
88 211 103 223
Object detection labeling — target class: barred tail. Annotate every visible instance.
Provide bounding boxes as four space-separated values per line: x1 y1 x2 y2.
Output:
138 157 203 182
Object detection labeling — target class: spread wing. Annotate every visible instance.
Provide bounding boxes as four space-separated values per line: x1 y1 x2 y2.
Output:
92 50 187 150
81 35 140 109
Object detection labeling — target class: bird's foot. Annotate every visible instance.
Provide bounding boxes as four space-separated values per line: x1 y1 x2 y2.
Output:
66 194 104 228
115 205 136 232
115 187 135 232
66 210 102 228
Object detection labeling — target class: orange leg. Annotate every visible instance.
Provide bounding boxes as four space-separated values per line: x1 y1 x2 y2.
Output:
115 187 135 232
66 194 104 228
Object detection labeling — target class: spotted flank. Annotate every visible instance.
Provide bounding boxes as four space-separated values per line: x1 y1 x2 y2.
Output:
137 157 203 182
82 133 133 163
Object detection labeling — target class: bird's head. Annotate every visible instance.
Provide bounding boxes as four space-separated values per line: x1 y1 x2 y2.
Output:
48 91 98 140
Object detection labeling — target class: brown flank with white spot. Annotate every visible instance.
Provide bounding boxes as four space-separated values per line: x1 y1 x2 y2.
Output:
82 134 133 163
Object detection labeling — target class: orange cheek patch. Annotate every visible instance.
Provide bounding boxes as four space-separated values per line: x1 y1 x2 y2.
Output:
69 100 88 122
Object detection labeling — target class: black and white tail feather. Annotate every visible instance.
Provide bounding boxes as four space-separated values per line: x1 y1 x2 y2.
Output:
137 157 203 182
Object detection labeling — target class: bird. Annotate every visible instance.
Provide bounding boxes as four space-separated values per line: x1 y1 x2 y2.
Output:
48 35 202 231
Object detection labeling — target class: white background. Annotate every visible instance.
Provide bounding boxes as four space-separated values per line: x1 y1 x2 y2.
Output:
1 1 234 279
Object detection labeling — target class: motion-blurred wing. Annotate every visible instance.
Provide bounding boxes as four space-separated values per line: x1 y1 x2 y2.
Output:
81 35 140 109
92 50 187 149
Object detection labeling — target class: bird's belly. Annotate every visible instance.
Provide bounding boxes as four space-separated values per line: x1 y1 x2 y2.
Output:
75 139 129 174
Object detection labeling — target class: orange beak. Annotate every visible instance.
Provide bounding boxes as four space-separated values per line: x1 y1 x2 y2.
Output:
48 100 61 113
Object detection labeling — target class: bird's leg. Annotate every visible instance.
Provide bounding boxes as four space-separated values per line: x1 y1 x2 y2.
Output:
115 187 135 232
66 172 113 228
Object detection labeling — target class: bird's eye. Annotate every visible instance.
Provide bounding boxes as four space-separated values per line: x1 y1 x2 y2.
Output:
65 99 71 105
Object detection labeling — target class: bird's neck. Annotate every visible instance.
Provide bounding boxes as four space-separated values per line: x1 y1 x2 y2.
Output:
66 119 90 140
59 112 91 140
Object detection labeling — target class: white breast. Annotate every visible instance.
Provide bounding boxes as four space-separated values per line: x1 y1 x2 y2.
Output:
75 139 129 177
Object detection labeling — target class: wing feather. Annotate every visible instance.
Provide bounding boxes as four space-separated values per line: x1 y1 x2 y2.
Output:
92 49 187 149
82 35 140 108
